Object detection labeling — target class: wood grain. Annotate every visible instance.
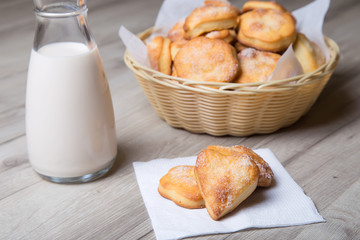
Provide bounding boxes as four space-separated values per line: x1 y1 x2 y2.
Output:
1 0 359 239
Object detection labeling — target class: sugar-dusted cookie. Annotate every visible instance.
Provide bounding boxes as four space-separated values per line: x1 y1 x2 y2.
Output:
237 8 296 52
183 3 240 39
207 145 274 187
241 0 286 13
205 29 237 43
235 48 280 83
147 36 163 71
195 148 259 220
158 165 205 209
147 36 172 75
170 39 188 61
293 33 325 73
174 37 239 83
167 19 186 43
204 0 233 7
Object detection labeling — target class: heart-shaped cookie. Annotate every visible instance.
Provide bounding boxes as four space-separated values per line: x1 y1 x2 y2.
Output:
207 145 274 187
158 165 205 209
195 148 259 220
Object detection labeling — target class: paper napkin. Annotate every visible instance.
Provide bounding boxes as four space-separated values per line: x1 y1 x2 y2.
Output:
133 148 325 240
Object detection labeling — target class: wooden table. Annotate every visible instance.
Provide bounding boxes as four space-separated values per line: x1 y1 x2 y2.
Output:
1 0 359 239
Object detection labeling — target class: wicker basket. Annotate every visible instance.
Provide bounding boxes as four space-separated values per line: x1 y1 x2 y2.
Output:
124 28 340 136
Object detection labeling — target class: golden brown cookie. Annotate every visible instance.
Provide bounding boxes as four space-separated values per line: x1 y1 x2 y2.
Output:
205 29 236 43
159 37 172 75
147 36 163 71
159 165 205 209
183 3 240 39
235 48 280 83
174 37 239 83
170 39 188 61
204 0 232 7
195 148 259 220
207 145 274 187
147 36 172 75
237 8 296 52
293 33 325 73
241 0 286 13
167 19 186 42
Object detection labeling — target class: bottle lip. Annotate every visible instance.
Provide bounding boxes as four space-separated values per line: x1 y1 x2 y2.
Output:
34 2 87 18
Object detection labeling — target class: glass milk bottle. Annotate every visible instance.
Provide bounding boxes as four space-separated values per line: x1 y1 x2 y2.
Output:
26 0 117 183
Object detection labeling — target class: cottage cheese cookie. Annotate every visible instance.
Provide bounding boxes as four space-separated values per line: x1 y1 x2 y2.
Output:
174 37 239 83
183 3 240 39
293 33 325 73
237 8 296 52
205 29 236 43
235 48 280 83
204 0 232 7
195 148 259 220
168 19 186 42
241 0 286 13
159 165 205 209
158 37 172 75
207 145 274 187
147 36 172 75
147 36 163 71
170 39 188 61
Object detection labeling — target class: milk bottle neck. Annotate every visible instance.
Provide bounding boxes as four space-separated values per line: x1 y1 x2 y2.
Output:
32 0 95 51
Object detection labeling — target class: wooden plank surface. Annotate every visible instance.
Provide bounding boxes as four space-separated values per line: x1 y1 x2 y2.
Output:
1 0 359 239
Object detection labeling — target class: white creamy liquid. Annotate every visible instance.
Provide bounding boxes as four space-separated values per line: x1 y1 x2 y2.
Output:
26 42 117 178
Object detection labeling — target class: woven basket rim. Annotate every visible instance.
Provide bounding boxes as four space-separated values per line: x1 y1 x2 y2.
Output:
124 27 340 95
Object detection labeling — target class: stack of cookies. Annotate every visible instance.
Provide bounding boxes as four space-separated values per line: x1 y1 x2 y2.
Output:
147 0 324 85
158 145 274 220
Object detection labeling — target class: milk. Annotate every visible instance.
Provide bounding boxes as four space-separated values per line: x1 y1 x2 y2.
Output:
26 42 117 178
